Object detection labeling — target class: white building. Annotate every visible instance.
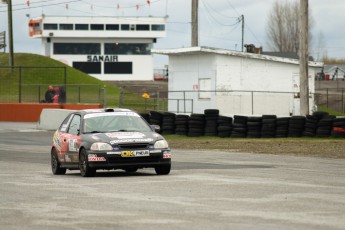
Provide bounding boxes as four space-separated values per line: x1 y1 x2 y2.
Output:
153 47 323 116
29 16 167 81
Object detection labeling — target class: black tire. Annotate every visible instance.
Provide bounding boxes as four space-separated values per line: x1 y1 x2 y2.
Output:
155 164 171 175
79 149 96 177
51 148 66 175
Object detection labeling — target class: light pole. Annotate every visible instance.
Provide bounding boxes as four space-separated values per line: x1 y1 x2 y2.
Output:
2 0 14 67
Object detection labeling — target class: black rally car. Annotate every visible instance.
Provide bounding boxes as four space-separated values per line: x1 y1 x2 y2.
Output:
51 108 171 177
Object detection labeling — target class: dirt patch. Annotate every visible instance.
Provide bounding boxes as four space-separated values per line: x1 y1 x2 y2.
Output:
165 136 345 158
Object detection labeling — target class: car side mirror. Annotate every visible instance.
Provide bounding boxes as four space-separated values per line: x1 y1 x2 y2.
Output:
150 125 160 133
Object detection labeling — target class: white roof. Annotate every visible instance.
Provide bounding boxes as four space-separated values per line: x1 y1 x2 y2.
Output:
152 46 323 67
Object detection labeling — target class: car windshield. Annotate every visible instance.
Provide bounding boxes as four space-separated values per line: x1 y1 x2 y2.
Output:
83 112 152 133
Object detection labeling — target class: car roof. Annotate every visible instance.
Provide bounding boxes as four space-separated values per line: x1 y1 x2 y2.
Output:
80 108 134 115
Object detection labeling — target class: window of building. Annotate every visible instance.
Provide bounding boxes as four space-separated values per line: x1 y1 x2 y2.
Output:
73 62 101 74
104 62 132 74
59 24 73 30
106 24 119 30
90 24 104 30
43 23 58 30
104 43 151 55
75 24 89 30
54 43 101 55
136 24 150 31
151 24 165 31
121 24 130 31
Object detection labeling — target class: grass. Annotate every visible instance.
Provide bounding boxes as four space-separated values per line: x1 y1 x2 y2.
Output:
0 53 126 106
318 106 345 116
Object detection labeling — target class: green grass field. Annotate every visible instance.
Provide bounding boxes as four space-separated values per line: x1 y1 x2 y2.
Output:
0 53 122 106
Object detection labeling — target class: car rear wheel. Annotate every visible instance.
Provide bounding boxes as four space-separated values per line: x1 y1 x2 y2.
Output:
51 148 66 175
155 164 171 175
79 149 96 177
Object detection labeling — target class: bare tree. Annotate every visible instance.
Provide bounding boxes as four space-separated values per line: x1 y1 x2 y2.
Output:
314 31 327 61
266 0 312 53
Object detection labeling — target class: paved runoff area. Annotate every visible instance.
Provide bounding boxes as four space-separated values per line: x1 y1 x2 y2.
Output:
1 122 345 230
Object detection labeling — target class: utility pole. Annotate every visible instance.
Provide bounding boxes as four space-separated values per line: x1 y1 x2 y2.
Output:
241 15 244 52
191 0 198 47
2 0 14 67
299 0 309 115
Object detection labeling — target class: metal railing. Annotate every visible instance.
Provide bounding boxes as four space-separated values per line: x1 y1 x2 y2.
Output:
18 84 106 104
0 66 106 105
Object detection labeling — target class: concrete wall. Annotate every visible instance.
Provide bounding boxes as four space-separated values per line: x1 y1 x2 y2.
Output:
0 103 102 122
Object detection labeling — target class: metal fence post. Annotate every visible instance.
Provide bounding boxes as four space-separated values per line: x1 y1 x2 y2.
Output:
341 88 344 113
119 87 123 108
162 98 165 112
103 85 107 108
251 91 254 115
78 85 81 103
38 84 41 103
326 88 329 109
19 67 22 103
183 91 186 113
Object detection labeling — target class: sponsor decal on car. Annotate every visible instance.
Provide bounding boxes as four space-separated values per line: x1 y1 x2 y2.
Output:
163 153 172 159
106 132 145 139
53 131 62 151
121 150 150 157
106 151 121 155
110 138 153 145
84 112 140 119
69 139 77 152
88 154 106 161
149 150 162 154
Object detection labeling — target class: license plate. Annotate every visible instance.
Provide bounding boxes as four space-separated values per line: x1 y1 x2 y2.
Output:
121 150 149 157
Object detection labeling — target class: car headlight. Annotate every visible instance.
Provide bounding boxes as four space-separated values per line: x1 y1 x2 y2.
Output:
154 140 169 149
90 142 113 151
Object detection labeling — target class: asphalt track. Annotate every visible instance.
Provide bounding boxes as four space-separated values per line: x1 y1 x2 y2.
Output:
1 122 345 230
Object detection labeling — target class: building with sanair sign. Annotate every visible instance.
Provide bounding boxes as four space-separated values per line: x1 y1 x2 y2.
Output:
29 16 166 81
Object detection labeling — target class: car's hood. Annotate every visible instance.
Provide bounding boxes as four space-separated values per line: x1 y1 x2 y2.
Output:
83 131 163 145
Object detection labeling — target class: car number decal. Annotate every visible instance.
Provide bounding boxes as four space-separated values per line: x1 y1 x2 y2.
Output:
121 150 150 157
69 139 77 152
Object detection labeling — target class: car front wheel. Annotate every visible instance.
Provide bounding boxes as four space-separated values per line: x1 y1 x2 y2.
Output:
155 164 171 175
79 149 96 177
51 148 66 175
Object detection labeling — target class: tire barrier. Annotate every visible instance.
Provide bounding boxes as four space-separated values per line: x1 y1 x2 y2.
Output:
146 110 345 138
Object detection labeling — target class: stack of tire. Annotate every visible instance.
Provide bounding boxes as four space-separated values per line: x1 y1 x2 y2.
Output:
313 111 329 120
217 116 233 138
288 116 306 137
204 109 220 136
188 113 205 137
174 114 190 136
161 112 176 135
261 115 277 138
331 117 345 137
315 116 335 137
246 116 262 138
231 115 247 137
302 115 319 137
149 111 163 133
275 117 290 137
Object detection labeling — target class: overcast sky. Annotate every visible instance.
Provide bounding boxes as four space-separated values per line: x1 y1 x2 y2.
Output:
1 0 345 68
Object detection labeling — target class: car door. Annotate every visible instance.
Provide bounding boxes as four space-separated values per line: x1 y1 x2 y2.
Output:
64 114 82 163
